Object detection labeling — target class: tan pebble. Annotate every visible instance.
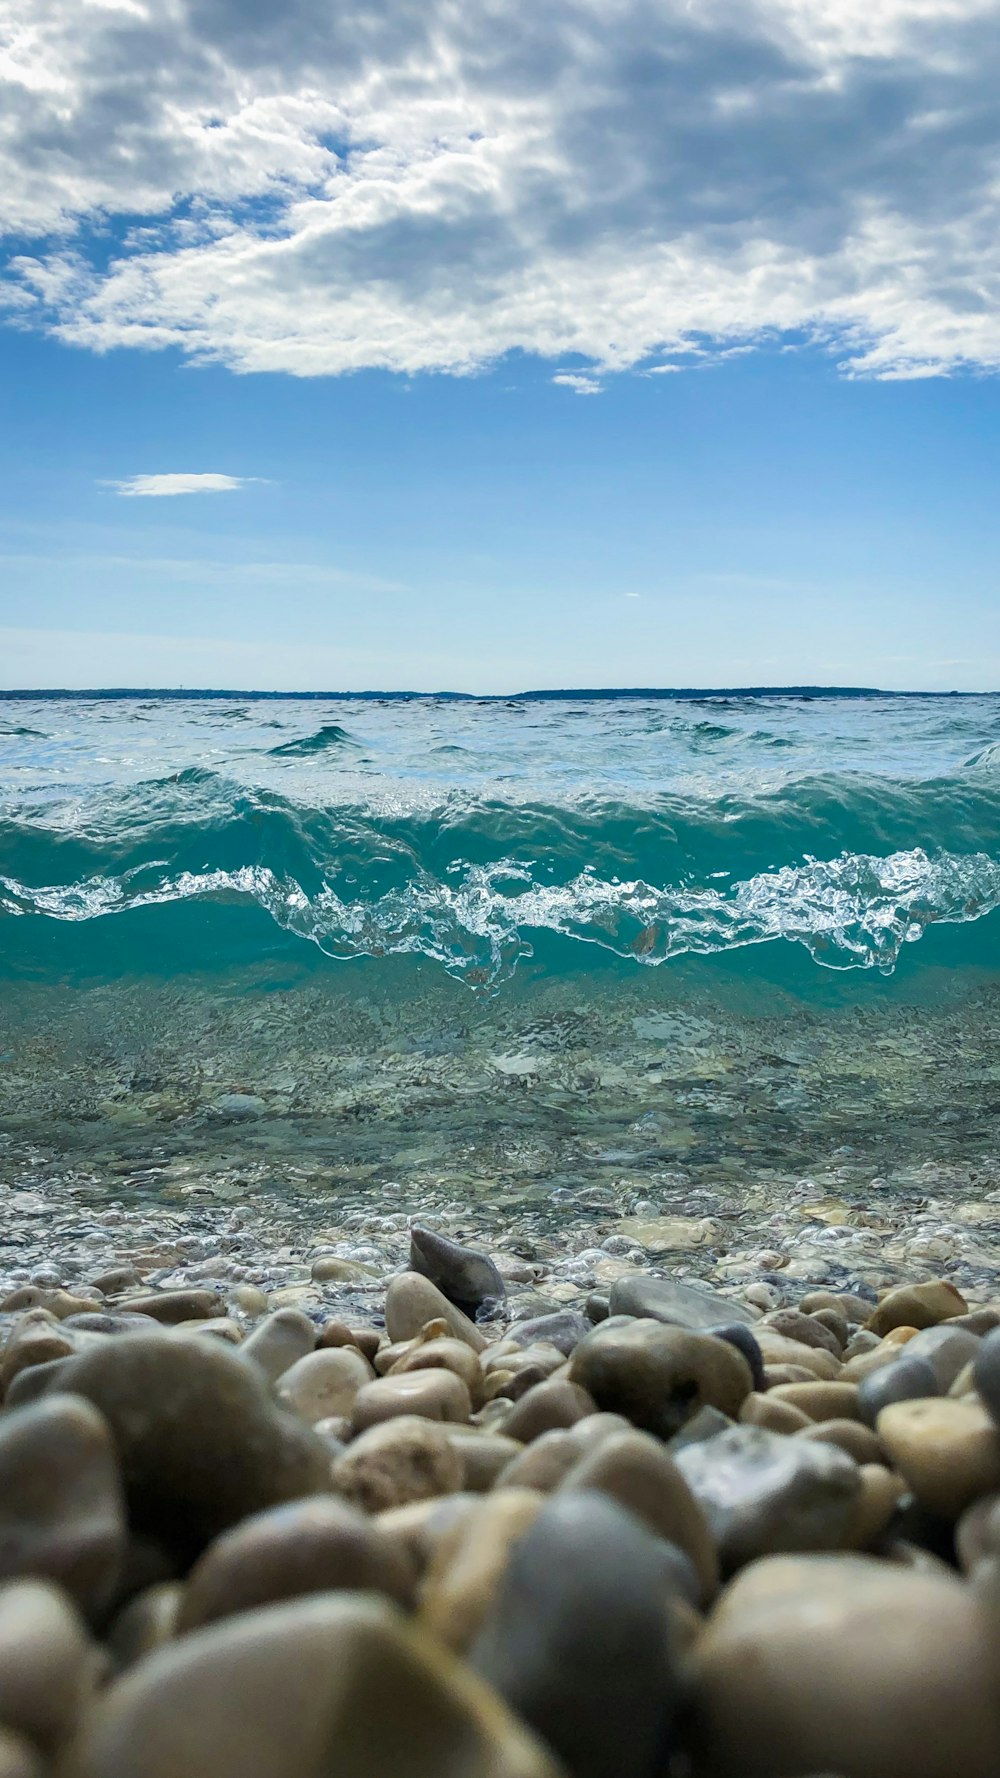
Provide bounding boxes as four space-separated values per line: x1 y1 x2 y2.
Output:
0 1316 75 1397
105 1585 182 1673
89 1268 143 1298
841 1342 901 1383
883 1325 919 1346
332 1416 463 1514
501 1379 595 1443
949 1360 978 1398
276 1348 375 1425
240 1311 316 1384
178 1496 414 1630
796 1419 884 1465
845 1464 907 1549
558 1428 718 1603
739 1394 811 1434
0 1290 101 1320
0 1580 98 1754
226 1286 268 1318
482 1369 519 1402
799 1290 874 1324
843 1329 882 1360
754 1334 841 1380
0 1725 44 1778
877 1398 1000 1517
309 1257 379 1284
761 1363 816 1388
445 1430 523 1492
497 1415 634 1491
480 1343 565 1380
172 1319 244 1344
956 1493 1000 1573
471 1398 515 1432
116 1291 225 1326
60 1595 561 1778
767 1382 860 1422
568 1320 752 1437
691 1553 1000 1778
0 1394 127 1620
387 1337 483 1406
376 1495 480 1579
761 1310 841 1355
807 1308 849 1349
867 1280 968 1337
420 1490 543 1652
384 1275 486 1353
350 1369 472 1433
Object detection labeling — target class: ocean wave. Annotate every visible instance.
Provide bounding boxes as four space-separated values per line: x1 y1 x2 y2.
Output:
267 723 358 757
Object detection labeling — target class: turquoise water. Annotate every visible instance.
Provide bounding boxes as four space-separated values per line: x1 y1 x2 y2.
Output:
2 691 1000 1288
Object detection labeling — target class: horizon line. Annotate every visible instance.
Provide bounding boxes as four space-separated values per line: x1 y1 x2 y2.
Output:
0 684 993 702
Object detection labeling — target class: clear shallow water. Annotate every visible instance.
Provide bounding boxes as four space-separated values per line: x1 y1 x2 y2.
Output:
2 691 1000 1298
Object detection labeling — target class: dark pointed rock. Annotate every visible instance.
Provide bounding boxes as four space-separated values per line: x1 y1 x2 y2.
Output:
409 1227 506 1316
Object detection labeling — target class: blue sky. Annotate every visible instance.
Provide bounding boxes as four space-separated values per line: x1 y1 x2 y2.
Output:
2 0 1000 693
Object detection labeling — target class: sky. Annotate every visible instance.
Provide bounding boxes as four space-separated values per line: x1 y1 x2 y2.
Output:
1 0 999 693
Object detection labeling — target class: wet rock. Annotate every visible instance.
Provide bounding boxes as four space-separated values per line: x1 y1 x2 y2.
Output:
63 1314 165 1339
53 1335 330 1558
0 1395 126 1621
332 1415 463 1513
808 1307 849 1348
559 1428 718 1603
318 1323 382 1363
799 1289 876 1323
690 1554 1000 1778
351 1369 472 1432
568 1319 752 1437
62 1594 561 1778
421 1489 544 1651
877 1398 1000 1517
88 1270 142 1299
608 1274 755 1330
409 1226 506 1315
384 1274 487 1352
178 1496 414 1629
900 1323 981 1389
116 1291 225 1326
857 1352 940 1426
754 1332 841 1380
276 1348 374 1425
502 1380 595 1443
239 1310 316 1384
309 1257 379 1284
502 1312 590 1355
0 1580 98 1754
847 1463 907 1549
470 1491 682 1778
867 1279 968 1336
674 1424 861 1572
376 1494 481 1580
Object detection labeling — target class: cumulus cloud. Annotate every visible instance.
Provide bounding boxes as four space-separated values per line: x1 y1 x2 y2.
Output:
2 0 1000 380
106 473 249 497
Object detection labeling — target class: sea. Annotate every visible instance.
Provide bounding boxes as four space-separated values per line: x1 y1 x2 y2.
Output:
2 689 1000 1303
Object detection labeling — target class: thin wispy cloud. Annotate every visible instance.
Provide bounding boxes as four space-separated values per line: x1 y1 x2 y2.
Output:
553 373 603 396
2 0 1000 381
105 474 251 498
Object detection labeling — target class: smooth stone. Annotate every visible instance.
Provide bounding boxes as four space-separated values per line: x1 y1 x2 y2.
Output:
480 1341 565 1380
847 1464 907 1548
420 1490 544 1651
376 1495 481 1579
739 1393 811 1435
690 1554 1000 1778
956 1492 1000 1572
799 1289 875 1323
707 1324 765 1390
559 1427 719 1602
501 1379 595 1443
106 1585 181 1673
903 1324 982 1389
761 1309 842 1356
409 1226 506 1314
585 1293 610 1323
308 1257 378 1284
0 1580 97 1754
569 1319 752 1437
239 1311 316 1384
766 1381 859 1421
276 1348 375 1425
953 1309 1000 1336
178 1497 413 1629
384 1275 486 1353
318 1323 381 1363
0 1290 101 1320
972 1325 1000 1426
796 1418 884 1464
0 1395 126 1621
350 1369 472 1432
761 1362 817 1387
754 1333 841 1380
868 1280 968 1336
668 1405 733 1450
62 1314 165 1338
227 1287 269 1318
173 1318 243 1345
877 1398 1000 1517
608 1275 755 1330
88 1270 142 1298
502 1312 590 1356
674 1424 861 1572
470 1492 682 1778
62 1595 561 1778
808 1308 849 1348
115 1291 225 1326
53 1335 330 1558
497 1419 630 1491
857 1353 940 1427
0 1727 43 1778
332 1416 463 1513
445 1430 523 1492
0 1316 76 1396
387 1337 483 1405
4 1357 73 1408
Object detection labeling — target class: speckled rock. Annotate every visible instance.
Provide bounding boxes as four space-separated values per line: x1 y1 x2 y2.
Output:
470 1492 682 1778
674 1424 861 1572
331 1416 463 1514
409 1227 506 1315
568 1319 752 1437
61 1595 561 1778
0 1395 126 1621
690 1554 1000 1778
178 1497 414 1628
876 1397 1000 1517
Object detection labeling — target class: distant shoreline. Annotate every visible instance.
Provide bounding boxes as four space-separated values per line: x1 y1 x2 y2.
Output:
0 685 989 702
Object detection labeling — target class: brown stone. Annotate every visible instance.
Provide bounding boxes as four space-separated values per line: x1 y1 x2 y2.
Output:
501 1380 595 1443
754 1333 841 1380
350 1370 472 1432
387 1338 483 1405
0 1580 98 1754
239 1311 316 1384
739 1394 811 1434
568 1319 752 1437
105 1585 181 1673
767 1381 860 1421
332 1416 463 1514
796 1419 884 1465
446 1431 523 1492
877 1397 1000 1517
116 1291 225 1326
276 1348 374 1425
0 1314 76 1397
868 1280 968 1337
384 1275 487 1352
761 1310 842 1356
0 1395 126 1621
846 1464 907 1549
420 1490 544 1652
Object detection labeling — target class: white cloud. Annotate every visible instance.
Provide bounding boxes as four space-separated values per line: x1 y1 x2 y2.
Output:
3 0 1000 380
105 473 249 497
553 372 603 395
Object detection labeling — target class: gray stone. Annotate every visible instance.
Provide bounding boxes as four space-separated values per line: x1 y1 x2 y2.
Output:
973 1328 1000 1427
0 1396 126 1622
239 1311 316 1385
674 1424 861 1573
409 1227 506 1314
857 1354 939 1429
609 1274 756 1330
569 1318 752 1437
903 1325 982 1390
503 1312 590 1356
469 1491 682 1778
